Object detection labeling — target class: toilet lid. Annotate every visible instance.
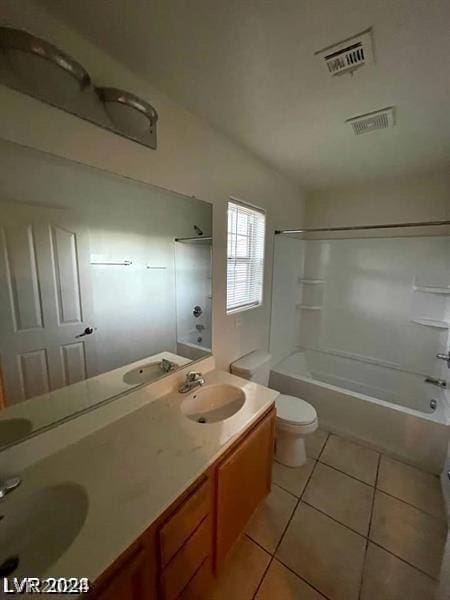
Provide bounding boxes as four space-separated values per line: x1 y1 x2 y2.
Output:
275 394 317 425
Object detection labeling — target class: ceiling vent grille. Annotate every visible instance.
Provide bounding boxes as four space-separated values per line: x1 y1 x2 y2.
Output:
346 107 395 135
315 28 374 76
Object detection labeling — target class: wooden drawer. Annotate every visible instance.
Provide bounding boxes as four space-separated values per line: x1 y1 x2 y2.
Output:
159 478 210 567
160 517 211 600
178 557 213 600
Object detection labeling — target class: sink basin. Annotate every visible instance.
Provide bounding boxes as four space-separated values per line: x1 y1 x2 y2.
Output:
181 384 245 423
123 362 168 385
0 483 88 577
0 418 33 448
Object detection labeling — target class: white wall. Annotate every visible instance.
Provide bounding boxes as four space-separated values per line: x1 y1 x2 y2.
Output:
0 1 305 370
0 139 212 381
305 172 450 228
175 242 212 348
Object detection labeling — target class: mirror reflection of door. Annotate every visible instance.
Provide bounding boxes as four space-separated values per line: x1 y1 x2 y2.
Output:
0 201 97 405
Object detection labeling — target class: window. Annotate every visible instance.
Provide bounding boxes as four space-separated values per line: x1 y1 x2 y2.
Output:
227 199 266 313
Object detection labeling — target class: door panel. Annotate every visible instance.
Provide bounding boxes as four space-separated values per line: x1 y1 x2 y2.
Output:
51 225 83 324
2 224 44 331
0 201 97 405
61 342 87 386
18 348 50 399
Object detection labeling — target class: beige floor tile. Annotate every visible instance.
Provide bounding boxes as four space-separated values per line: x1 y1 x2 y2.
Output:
369 491 447 578
246 484 298 553
320 434 379 485
305 428 329 459
276 502 366 600
377 455 446 519
303 462 374 535
210 536 271 600
255 559 326 599
272 458 316 497
361 543 437 600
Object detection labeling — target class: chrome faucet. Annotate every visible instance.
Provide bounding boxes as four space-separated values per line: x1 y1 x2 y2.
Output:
179 371 205 393
160 358 176 373
0 476 21 499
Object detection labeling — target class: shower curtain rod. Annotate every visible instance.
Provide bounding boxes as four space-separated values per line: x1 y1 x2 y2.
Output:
274 220 450 235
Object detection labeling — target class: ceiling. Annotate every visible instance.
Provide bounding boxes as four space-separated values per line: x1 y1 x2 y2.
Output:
39 0 450 191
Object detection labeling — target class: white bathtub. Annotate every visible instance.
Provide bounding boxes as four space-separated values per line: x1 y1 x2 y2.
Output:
177 331 211 361
270 350 449 473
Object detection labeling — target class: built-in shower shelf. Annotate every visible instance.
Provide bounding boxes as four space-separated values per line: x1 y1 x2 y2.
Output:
296 304 323 310
410 318 449 329
413 285 450 294
298 278 324 284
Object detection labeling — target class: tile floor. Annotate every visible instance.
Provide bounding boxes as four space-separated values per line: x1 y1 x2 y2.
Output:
211 430 448 600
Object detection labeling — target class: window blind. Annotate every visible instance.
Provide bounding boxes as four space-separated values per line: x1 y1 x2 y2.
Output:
227 200 266 313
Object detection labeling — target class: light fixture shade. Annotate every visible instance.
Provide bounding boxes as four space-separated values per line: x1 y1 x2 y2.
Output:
0 27 91 103
97 87 158 138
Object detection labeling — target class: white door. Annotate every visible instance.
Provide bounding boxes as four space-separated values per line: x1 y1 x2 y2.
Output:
0 201 97 405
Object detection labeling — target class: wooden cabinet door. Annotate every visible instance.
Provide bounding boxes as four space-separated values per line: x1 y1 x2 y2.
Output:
215 409 275 570
94 546 156 600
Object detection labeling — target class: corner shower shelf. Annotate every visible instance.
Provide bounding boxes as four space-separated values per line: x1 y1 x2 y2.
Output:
410 318 449 329
296 304 323 310
413 285 450 294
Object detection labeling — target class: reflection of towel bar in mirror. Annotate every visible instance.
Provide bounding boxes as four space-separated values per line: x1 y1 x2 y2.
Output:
90 259 132 266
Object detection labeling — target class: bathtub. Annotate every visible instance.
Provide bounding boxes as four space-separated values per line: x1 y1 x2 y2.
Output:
177 331 211 362
270 350 449 473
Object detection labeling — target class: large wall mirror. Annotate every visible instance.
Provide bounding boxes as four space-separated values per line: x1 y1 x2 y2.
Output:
0 139 212 450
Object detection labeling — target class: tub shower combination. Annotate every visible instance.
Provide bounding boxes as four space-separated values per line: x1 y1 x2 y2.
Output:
270 222 450 474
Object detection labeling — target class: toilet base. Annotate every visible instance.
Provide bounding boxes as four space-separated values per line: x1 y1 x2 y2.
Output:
275 435 307 467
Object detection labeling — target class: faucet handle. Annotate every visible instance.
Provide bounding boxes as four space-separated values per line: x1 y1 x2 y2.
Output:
186 371 203 382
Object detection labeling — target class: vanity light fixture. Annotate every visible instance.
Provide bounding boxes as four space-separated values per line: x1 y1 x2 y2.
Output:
0 27 91 95
97 87 158 138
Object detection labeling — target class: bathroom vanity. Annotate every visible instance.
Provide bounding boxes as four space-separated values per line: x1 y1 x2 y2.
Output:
0 366 277 600
93 404 275 600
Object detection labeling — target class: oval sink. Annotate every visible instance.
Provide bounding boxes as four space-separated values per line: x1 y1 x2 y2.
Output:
0 483 88 577
181 384 245 423
123 362 166 385
0 418 33 448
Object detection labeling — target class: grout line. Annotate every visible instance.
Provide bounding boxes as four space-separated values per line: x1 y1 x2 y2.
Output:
358 451 381 599
244 533 273 557
317 458 377 487
368 540 441 582
273 556 333 600
252 453 322 598
254 431 443 600
316 456 447 522
252 437 329 599
271 480 303 500
251 555 274 598
374 487 448 522
300 499 367 539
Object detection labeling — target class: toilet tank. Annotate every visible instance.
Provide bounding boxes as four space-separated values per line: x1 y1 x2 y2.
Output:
230 350 272 386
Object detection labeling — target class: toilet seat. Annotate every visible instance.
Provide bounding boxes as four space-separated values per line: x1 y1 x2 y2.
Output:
275 394 317 426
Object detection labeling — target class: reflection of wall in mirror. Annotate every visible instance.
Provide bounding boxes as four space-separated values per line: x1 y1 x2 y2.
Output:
0 140 212 405
175 241 212 350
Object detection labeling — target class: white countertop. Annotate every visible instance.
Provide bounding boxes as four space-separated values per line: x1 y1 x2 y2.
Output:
0 351 191 438
0 368 278 592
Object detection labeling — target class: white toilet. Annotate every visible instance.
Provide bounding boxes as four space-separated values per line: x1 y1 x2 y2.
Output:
231 350 318 467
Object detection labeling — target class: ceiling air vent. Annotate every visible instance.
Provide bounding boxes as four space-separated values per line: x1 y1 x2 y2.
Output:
346 107 395 135
315 28 374 76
